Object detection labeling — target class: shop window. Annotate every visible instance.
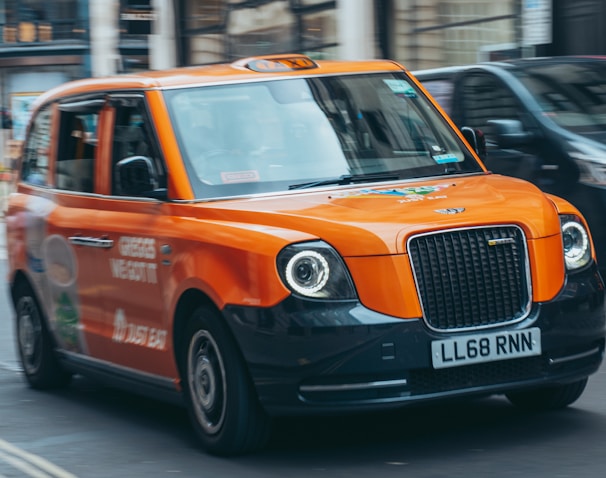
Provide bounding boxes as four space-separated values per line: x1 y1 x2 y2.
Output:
301 9 337 53
227 1 294 57
185 0 223 30
183 0 337 64
1 1 80 43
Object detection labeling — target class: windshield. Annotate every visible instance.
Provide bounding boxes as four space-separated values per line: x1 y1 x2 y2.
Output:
514 61 606 135
164 72 482 198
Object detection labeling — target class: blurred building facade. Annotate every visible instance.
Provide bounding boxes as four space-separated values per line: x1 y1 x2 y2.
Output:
0 0 153 144
1 0 606 153
386 0 606 70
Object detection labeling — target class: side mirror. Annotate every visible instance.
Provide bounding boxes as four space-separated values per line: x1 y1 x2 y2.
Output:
115 156 167 199
487 119 533 148
460 126 487 161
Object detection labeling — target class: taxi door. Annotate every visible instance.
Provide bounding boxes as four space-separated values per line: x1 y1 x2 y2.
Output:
89 95 174 378
22 100 111 359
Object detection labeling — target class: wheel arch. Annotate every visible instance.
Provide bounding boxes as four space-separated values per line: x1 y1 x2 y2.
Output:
173 289 211 375
11 271 57 343
171 287 258 393
10 270 42 315
10 269 28 305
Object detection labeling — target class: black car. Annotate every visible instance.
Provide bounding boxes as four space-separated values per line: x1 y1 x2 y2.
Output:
414 56 606 272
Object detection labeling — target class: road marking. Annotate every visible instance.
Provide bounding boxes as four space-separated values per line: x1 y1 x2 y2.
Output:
0 361 22 373
0 439 77 478
0 450 52 477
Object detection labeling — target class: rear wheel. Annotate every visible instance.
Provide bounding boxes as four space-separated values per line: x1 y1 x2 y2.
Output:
181 304 271 455
14 281 71 389
506 378 588 410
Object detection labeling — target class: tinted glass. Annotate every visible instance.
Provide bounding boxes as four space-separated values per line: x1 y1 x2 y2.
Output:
514 61 606 134
55 111 98 193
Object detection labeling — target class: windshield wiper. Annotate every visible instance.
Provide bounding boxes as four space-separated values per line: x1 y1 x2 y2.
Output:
288 173 400 190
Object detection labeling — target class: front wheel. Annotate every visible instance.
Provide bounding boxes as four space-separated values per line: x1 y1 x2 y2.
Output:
181 305 271 455
14 281 71 389
505 378 588 410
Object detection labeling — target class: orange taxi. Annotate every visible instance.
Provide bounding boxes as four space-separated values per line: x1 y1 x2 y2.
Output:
6 54 606 455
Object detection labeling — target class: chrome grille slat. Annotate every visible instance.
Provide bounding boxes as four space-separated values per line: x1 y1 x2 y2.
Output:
409 226 531 331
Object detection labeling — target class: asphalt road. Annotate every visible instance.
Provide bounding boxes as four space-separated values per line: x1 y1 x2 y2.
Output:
1 251 606 477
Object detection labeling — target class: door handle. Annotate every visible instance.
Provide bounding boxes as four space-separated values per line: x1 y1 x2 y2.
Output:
68 236 114 248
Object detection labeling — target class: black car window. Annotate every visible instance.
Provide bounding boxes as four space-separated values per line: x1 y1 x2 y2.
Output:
110 96 167 196
459 73 523 140
514 61 606 133
421 78 455 116
55 109 99 193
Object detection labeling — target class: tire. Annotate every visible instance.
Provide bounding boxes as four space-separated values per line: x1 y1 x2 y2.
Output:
14 281 72 389
505 378 588 411
181 305 271 455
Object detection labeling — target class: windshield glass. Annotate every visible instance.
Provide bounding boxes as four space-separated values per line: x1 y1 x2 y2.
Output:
514 61 606 134
164 72 482 198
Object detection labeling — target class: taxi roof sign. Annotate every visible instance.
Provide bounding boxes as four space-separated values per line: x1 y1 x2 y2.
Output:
243 55 319 73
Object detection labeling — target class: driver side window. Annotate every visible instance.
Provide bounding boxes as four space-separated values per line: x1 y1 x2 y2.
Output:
111 98 166 196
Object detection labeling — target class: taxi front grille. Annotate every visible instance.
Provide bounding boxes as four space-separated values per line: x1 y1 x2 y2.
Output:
408 226 530 331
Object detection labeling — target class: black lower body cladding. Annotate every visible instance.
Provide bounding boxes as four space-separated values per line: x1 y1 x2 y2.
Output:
224 264 606 415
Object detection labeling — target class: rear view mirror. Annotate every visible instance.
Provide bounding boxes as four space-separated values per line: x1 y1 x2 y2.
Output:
488 119 534 148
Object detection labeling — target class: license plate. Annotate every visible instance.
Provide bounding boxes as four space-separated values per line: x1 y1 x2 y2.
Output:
431 327 541 369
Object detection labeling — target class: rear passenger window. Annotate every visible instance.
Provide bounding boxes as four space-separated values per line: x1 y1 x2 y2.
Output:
56 111 99 193
22 106 52 186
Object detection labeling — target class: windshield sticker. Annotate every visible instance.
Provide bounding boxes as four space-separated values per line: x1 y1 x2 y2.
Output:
432 154 459 164
383 79 417 98
220 170 260 184
335 184 450 201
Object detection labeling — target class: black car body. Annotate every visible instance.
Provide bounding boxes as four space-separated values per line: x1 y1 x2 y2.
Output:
414 56 606 272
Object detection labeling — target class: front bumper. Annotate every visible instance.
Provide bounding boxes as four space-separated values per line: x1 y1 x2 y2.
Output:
224 264 605 416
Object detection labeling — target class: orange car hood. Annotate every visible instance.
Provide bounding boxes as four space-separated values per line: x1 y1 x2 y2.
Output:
206 174 562 256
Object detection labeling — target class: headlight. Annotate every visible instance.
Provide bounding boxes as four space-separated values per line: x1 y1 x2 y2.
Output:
277 241 356 299
560 215 592 271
